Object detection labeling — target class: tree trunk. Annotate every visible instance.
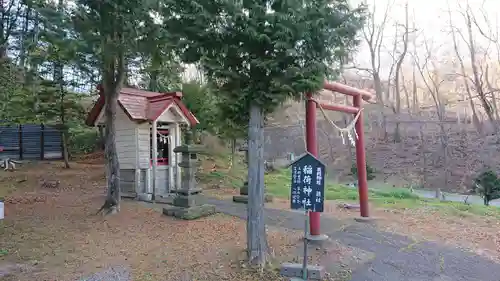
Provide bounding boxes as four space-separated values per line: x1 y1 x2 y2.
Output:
436 105 449 195
19 6 31 68
230 138 236 169
98 125 105 150
62 130 70 168
149 69 159 92
246 103 268 267
393 123 401 143
447 7 482 135
53 11 69 169
484 66 500 135
465 11 498 134
57 73 69 168
104 88 121 213
393 4 409 143
419 124 427 188
373 72 388 140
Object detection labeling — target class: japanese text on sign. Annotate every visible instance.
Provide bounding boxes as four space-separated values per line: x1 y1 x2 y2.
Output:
290 153 325 212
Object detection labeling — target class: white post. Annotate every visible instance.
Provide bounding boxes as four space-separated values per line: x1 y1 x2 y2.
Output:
167 125 174 193
134 127 141 195
174 122 182 190
152 120 158 197
145 168 151 194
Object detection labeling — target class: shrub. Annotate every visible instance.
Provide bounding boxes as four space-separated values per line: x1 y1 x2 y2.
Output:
372 189 419 200
350 163 376 181
68 126 100 156
473 169 500 206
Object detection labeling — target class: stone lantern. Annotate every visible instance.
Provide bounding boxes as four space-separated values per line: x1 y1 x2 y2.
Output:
233 142 273 204
163 130 216 219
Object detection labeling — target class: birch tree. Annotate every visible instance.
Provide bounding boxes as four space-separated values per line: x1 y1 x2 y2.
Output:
388 2 410 142
359 0 394 140
461 4 497 133
413 38 449 197
467 3 500 131
447 1 485 134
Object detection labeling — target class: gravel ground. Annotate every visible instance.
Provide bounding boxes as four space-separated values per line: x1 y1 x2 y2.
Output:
78 265 131 281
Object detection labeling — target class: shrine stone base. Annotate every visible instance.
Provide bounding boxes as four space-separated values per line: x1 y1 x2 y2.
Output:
240 182 248 195
162 204 216 220
305 234 329 245
162 189 216 220
354 216 377 224
280 263 325 280
233 194 274 204
232 181 274 203
154 196 174 205
136 193 153 202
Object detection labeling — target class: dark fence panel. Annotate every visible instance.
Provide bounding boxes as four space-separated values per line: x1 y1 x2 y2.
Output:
43 126 63 159
0 126 20 159
0 124 63 160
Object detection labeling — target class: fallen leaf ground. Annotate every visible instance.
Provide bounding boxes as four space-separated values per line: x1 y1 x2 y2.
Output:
4 154 498 280
0 160 319 281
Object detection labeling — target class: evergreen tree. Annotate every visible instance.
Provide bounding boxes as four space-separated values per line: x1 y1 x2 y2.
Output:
69 0 159 214
165 0 365 266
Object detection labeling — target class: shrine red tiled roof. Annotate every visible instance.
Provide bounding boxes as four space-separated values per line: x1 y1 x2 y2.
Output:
85 86 199 126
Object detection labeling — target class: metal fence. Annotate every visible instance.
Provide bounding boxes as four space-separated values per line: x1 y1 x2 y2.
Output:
0 124 63 160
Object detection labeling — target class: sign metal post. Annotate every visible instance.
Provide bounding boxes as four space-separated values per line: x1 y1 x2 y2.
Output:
302 207 309 280
280 152 326 281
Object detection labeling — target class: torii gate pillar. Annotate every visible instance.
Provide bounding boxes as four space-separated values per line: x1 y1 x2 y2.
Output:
305 82 373 239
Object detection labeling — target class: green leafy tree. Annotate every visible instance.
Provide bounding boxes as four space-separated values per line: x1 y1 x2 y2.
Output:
165 0 365 265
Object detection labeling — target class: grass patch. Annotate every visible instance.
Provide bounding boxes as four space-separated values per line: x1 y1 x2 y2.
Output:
198 153 246 189
263 169 500 218
436 201 500 218
265 169 416 202
265 170 360 201
198 153 500 218
0 248 8 257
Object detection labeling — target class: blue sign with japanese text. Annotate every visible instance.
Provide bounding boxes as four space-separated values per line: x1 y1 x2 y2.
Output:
290 152 325 212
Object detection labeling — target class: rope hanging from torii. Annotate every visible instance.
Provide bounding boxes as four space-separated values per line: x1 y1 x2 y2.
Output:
311 98 363 147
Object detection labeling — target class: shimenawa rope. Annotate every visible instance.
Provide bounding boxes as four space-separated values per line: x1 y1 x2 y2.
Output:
295 97 362 147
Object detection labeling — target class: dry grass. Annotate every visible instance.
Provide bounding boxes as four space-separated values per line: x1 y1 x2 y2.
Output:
0 161 307 281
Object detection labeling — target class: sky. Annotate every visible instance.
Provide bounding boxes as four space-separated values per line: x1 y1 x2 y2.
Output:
182 0 500 82
352 0 500 77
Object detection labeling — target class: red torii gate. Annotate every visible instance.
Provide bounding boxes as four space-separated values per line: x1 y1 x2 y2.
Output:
306 81 374 239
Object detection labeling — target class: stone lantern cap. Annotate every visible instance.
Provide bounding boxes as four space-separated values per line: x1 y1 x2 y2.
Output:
173 130 205 154
238 142 248 152
173 144 205 154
